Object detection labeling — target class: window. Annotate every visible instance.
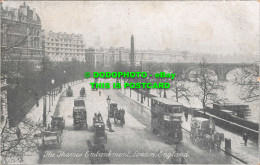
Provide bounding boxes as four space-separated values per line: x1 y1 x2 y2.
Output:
168 106 173 113
173 107 181 113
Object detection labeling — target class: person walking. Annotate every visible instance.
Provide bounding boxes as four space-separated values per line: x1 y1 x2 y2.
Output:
243 132 248 146
184 112 188 122
99 91 101 96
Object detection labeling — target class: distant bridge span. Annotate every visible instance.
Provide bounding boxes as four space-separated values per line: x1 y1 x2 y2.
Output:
167 62 259 81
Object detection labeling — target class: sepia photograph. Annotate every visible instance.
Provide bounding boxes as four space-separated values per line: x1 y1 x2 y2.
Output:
0 1 259 164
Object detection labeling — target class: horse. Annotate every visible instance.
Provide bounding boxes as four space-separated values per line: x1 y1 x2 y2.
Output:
203 134 216 152
203 132 224 152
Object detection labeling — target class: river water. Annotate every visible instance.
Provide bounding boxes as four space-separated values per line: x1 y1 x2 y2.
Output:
151 70 259 123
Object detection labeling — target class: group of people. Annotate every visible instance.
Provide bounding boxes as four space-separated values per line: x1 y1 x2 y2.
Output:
94 112 103 122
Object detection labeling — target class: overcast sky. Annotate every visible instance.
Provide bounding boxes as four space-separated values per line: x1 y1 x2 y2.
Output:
3 1 259 57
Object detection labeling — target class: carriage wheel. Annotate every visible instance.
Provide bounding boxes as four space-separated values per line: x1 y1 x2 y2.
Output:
195 137 203 147
198 138 206 149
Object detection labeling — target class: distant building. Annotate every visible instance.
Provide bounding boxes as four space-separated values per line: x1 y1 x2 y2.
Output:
85 47 118 70
85 36 194 70
1 75 9 126
1 2 42 71
42 31 85 62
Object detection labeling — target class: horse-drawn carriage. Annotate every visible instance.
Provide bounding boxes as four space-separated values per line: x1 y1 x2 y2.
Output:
66 86 73 97
42 116 65 148
190 117 224 152
109 103 125 125
114 109 125 124
93 114 107 144
80 87 86 97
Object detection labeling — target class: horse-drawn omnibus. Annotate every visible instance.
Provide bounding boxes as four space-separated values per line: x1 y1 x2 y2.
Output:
151 97 183 144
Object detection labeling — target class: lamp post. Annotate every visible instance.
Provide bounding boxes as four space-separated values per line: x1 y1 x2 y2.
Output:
51 79 55 105
42 38 47 128
124 78 126 94
48 91 51 112
106 96 111 127
63 70 66 88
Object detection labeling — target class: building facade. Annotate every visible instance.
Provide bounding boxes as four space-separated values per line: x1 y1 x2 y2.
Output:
42 31 85 62
1 2 42 71
85 47 117 70
1 75 9 126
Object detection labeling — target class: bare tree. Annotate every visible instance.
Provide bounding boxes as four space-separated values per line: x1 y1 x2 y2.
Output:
195 58 226 113
168 63 191 102
145 62 165 97
1 117 43 164
233 66 259 102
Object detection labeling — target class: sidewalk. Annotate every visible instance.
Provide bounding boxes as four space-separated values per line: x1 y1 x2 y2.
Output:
119 88 258 164
120 87 151 110
19 80 85 164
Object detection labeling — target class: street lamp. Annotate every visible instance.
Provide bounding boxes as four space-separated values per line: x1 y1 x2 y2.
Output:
51 79 55 105
48 90 51 112
106 96 111 127
63 70 66 88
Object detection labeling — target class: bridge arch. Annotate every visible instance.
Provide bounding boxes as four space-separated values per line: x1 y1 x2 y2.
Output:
187 67 218 81
226 67 258 81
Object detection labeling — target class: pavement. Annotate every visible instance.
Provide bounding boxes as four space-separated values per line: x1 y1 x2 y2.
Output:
120 86 258 164
14 80 85 164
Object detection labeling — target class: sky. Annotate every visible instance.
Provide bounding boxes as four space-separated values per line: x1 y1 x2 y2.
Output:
3 1 259 57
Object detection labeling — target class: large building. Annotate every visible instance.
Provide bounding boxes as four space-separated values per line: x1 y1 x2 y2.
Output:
85 47 119 70
42 31 85 62
1 2 42 71
1 75 9 127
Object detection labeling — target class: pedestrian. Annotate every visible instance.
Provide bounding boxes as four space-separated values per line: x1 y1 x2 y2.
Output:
243 132 248 146
99 91 101 96
184 112 188 122
33 91 39 107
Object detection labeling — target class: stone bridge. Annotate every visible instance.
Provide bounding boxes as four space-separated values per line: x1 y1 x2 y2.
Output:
169 63 259 81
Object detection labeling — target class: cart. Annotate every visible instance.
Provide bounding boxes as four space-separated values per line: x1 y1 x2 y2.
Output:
190 117 224 151
114 108 125 125
42 130 62 148
66 86 73 97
